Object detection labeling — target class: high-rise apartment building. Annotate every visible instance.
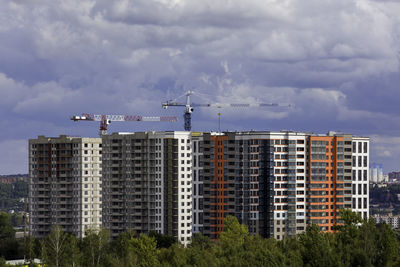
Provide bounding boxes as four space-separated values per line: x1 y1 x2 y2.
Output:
192 131 307 240
29 135 102 238
370 163 384 183
101 131 192 246
352 137 369 219
28 130 369 242
192 132 204 234
191 131 369 240
307 135 344 232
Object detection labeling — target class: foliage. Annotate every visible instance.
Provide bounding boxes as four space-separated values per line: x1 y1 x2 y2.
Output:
0 212 21 260
129 234 160 267
148 231 175 249
0 180 28 212
80 228 111 267
41 225 71 267
370 184 400 214
1 209 400 266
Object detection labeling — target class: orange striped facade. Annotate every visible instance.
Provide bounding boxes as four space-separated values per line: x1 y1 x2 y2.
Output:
209 135 228 238
308 136 344 232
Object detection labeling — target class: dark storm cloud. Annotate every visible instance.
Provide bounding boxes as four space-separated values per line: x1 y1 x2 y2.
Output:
0 0 400 173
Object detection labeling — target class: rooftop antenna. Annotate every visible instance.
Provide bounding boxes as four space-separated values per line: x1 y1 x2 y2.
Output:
218 112 221 132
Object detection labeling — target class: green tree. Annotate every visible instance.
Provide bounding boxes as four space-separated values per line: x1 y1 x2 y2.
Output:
148 231 175 249
374 223 400 266
129 234 160 267
41 225 69 267
299 224 339 267
243 235 287 267
0 212 15 240
0 212 20 260
190 233 212 250
185 233 217 267
216 215 250 266
23 235 36 265
158 243 188 266
279 236 303 266
109 231 136 267
81 228 110 267
65 234 81 267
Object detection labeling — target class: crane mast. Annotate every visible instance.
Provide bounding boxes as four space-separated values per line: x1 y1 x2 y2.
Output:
162 91 290 131
71 113 178 135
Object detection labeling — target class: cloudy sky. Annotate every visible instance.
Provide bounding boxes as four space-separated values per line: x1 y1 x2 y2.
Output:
1 0 400 174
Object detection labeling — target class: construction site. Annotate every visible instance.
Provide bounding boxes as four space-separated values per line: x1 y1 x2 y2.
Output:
25 91 370 246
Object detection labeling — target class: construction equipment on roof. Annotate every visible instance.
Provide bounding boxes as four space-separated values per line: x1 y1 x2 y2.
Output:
71 113 178 135
162 90 290 131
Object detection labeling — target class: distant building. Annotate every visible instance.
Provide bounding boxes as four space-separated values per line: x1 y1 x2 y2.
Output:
29 135 102 238
372 214 400 229
370 163 383 183
388 172 400 182
0 175 27 184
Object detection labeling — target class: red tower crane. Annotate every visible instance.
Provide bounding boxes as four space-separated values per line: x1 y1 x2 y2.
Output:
71 113 178 135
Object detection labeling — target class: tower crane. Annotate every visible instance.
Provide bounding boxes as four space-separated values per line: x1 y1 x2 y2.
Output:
162 91 290 131
71 113 178 135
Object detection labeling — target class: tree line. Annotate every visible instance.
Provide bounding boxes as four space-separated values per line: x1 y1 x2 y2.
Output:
0 180 28 212
1 210 400 267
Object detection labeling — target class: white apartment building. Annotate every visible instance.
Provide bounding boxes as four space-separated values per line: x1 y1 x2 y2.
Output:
352 137 369 219
29 135 102 238
268 131 307 240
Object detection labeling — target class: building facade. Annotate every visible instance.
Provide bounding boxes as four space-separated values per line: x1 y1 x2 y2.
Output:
29 135 102 238
352 137 369 219
192 131 369 240
192 131 308 240
372 214 400 229
101 131 192 245
28 130 369 242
